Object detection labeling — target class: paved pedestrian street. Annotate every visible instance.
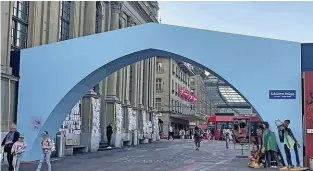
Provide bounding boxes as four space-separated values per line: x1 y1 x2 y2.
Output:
1 140 278 171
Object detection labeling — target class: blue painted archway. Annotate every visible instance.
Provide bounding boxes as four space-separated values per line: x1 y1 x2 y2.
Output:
17 23 302 162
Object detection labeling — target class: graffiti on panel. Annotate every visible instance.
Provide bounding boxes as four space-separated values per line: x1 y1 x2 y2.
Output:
306 92 313 128
30 116 42 131
91 98 100 135
60 101 82 135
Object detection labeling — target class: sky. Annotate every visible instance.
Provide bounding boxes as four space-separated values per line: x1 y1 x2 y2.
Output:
158 1 313 43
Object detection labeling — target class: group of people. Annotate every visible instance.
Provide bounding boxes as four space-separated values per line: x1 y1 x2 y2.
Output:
248 120 301 170
167 125 206 151
168 125 216 141
1 123 55 171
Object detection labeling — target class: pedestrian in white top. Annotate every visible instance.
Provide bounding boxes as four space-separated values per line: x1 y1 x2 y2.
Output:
168 126 174 140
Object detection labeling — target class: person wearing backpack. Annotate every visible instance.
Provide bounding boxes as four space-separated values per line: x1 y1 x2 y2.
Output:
1 123 20 171
36 131 55 171
194 126 201 150
11 134 27 171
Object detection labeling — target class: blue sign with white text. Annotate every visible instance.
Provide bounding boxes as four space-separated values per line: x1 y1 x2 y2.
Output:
269 90 296 99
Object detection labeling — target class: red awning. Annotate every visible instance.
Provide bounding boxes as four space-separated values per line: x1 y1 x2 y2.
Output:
207 115 261 122
207 116 234 122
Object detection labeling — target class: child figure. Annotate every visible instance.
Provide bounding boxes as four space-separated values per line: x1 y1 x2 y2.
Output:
11 134 27 171
248 141 260 168
36 131 53 171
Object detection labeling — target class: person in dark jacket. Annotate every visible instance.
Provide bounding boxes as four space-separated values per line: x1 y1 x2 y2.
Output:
194 126 201 150
1 123 20 171
106 123 113 148
278 120 300 168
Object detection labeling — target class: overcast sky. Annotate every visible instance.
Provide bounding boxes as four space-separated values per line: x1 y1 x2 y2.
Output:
159 1 313 43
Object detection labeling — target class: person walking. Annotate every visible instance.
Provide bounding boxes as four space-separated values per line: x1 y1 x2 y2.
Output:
190 129 194 139
1 123 20 171
224 129 230 149
194 126 201 150
186 130 190 139
261 122 280 168
168 125 174 140
36 131 53 171
11 134 27 171
106 123 113 148
179 129 185 139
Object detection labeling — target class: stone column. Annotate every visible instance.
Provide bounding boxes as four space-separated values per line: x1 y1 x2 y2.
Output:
100 78 107 142
104 1 123 148
131 63 138 106
83 1 96 36
143 60 149 107
151 57 156 108
46 1 59 44
81 90 100 152
138 61 144 105
106 2 121 101
118 12 126 103
1 1 13 74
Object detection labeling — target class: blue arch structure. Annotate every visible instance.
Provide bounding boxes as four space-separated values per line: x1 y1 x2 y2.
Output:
17 23 302 162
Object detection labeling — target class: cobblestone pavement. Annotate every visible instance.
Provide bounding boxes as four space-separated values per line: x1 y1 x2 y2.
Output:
1 140 278 171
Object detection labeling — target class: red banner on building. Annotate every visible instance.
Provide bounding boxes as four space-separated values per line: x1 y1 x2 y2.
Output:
304 71 313 166
178 87 198 104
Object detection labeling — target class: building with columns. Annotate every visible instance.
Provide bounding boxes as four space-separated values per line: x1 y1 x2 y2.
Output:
155 57 209 137
1 1 160 152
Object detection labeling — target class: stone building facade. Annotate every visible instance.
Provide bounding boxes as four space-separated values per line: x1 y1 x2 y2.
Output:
155 57 208 137
1 1 160 150
190 66 210 121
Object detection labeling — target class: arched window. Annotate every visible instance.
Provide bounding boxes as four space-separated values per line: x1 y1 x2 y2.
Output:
59 1 71 41
95 2 102 33
11 1 29 50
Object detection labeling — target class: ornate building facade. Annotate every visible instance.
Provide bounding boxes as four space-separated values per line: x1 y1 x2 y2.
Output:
1 1 160 150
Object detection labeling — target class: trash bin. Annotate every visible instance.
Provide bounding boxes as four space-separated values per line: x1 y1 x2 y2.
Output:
56 131 65 158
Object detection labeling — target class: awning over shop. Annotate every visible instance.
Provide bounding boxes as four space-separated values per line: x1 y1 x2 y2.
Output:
207 115 261 122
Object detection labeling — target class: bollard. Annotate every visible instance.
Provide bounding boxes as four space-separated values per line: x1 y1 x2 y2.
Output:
56 131 65 158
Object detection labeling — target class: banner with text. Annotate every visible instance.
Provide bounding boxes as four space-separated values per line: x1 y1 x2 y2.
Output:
269 90 296 99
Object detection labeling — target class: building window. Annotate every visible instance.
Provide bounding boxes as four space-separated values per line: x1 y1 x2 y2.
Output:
156 62 163 72
156 98 162 111
95 2 102 33
11 1 29 50
59 1 71 41
190 78 195 86
156 78 162 91
172 64 175 74
172 80 174 93
176 67 178 76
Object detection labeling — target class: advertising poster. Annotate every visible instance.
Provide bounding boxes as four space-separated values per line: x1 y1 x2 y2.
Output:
304 71 313 166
